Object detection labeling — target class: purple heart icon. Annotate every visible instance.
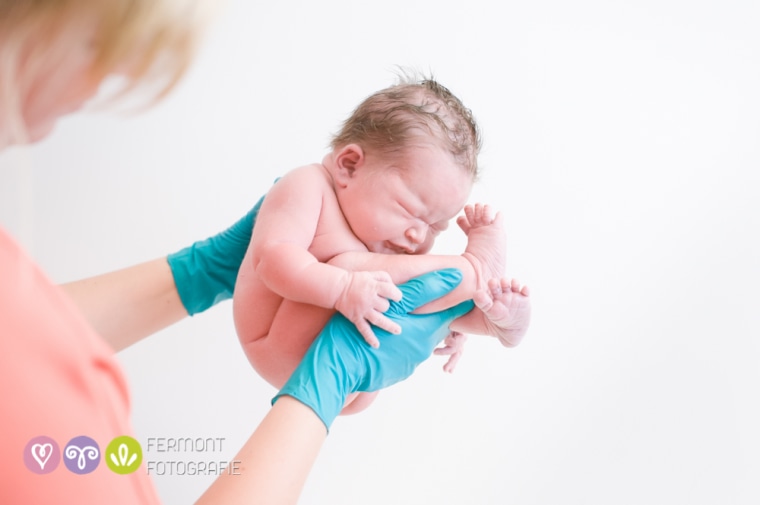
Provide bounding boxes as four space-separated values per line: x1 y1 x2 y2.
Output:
24 436 61 474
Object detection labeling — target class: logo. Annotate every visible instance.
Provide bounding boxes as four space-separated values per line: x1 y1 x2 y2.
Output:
105 436 142 474
24 436 60 474
63 436 100 474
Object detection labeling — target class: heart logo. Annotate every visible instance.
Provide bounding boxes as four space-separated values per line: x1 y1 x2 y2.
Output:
31 443 52 469
24 436 60 474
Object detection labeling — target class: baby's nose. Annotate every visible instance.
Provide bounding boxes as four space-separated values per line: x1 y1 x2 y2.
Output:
405 225 428 245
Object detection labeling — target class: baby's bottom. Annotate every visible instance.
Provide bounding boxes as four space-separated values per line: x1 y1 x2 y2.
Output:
234 297 378 415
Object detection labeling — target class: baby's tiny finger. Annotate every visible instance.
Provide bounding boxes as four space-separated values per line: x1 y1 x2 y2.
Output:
371 313 401 336
456 215 470 234
357 321 380 348
443 352 463 373
482 204 494 222
464 204 475 223
379 281 403 302
375 296 391 313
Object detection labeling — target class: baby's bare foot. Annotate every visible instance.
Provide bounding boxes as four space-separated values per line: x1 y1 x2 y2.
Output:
474 278 531 347
458 203 507 291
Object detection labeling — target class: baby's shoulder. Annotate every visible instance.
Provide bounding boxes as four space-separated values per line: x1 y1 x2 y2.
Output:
263 163 338 219
278 163 331 189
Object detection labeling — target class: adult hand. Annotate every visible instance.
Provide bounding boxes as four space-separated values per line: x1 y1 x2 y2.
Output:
167 194 264 315
274 268 475 430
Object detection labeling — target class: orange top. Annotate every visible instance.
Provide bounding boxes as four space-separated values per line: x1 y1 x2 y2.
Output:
0 227 160 503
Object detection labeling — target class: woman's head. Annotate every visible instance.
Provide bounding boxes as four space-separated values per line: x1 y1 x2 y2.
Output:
0 0 207 148
330 71 482 180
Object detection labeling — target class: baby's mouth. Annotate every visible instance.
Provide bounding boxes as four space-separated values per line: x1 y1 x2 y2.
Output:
385 242 414 254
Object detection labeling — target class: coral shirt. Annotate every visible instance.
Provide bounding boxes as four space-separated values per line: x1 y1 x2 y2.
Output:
0 227 160 504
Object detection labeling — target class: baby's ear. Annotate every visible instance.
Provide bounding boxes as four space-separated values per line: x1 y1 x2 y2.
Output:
335 144 364 182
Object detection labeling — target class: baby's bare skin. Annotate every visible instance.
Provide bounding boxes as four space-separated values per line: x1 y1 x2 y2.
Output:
448 205 530 347
473 278 531 347
235 196 495 367
459 204 507 292
234 144 529 415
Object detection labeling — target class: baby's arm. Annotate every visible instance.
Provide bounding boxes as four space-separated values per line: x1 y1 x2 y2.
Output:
328 204 505 315
328 204 531 349
251 168 401 347
329 252 477 312
330 244 531 348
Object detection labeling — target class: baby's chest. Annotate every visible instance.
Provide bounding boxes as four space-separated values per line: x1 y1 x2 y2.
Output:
309 232 365 262
308 197 367 262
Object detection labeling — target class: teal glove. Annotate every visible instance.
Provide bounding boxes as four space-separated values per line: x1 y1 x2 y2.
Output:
167 195 264 315
273 268 475 431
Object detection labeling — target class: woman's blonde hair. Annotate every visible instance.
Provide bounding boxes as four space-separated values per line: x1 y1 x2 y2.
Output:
0 0 211 145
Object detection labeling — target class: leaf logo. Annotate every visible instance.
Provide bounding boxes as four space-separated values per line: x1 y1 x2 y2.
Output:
105 436 142 474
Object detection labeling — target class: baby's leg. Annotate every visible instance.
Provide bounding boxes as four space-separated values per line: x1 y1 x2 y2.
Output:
240 300 332 388
341 391 380 415
458 203 507 290
233 248 293 376
240 298 379 415
326 203 506 316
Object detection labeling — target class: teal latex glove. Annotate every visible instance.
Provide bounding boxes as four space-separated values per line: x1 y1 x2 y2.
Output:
167 195 264 315
274 268 475 431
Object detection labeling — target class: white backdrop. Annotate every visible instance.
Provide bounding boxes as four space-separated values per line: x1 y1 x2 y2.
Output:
2 0 759 503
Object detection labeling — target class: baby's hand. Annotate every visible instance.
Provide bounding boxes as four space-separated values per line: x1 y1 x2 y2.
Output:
433 331 468 373
335 271 403 348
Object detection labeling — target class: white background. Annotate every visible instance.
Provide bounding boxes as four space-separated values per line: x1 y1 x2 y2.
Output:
2 0 759 503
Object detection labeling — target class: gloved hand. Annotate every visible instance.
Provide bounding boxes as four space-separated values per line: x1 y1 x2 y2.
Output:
273 268 475 431
167 195 264 315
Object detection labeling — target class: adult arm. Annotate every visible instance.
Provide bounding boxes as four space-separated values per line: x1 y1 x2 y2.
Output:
195 270 473 505
194 396 325 505
61 197 263 352
60 258 187 352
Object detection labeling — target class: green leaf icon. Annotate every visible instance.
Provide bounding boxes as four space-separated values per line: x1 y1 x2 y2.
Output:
105 436 142 474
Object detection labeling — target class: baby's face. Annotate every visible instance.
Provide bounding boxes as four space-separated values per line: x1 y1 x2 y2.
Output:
339 143 472 255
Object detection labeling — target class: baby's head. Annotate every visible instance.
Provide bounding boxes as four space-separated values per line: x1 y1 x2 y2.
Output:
330 72 481 180
329 73 481 255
